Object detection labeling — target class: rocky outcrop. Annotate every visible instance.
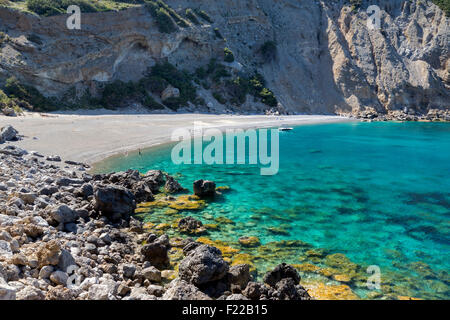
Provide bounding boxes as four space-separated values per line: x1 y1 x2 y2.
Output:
178 216 206 234
178 244 229 286
140 234 171 269
93 185 136 222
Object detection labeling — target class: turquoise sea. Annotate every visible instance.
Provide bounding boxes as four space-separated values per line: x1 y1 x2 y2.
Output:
95 122 450 299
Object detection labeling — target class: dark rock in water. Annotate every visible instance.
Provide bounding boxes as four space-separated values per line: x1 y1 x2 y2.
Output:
178 244 229 286
228 264 251 293
0 125 19 143
95 170 164 202
93 185 136 221
141 234 170 269
178 216 206 234
165 176 184 193
193 179 216 197
263 263 300 287
162 278 211 300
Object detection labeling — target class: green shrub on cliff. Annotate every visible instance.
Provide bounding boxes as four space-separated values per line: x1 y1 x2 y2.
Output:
4 76 56 111
100 79 164 110
224 47 235 63
194 9 213 23
150 62 197 109
26 0 103 16
145 1 178 33
185 8 200 25
259 41 277 62
432 0 450 16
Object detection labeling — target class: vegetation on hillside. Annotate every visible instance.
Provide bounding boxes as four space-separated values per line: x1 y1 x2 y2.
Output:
3 76 57 111
432 0 450 16
224 47 235 63
259 41 277 62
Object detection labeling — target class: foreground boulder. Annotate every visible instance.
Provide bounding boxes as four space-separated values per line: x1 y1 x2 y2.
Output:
193 180 216 197
0 125 19 143
140 234 170 269
178 244 229 286
93 185 136 221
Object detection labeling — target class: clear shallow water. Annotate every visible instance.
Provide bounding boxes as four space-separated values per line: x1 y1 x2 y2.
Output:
95 122 450 299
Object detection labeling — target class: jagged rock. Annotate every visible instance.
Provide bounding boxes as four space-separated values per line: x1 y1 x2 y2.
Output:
93 185 136 221
178 216 206 234
121 264 136 279
146 284 164 297
36 240 61 268
142 266 162 283
226 293 249 300
263 263 300 287
164 176 184 193
271 278 311 300
0 125 19 143
50 205 78 224
140 234 170 268
0 283 16 300
228 264 251 292
193 180 216 197
16 286 45 300
58 249 76 272
162 278 211 300
0 240 12 260
38 266 54 279
178 244 229 286
242 282 268 300
50 271 69 286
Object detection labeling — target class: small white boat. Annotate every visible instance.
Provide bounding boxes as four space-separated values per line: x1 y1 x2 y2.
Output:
278 126 293 131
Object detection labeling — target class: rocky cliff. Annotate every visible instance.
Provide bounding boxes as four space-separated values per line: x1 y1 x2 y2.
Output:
0 0 448 117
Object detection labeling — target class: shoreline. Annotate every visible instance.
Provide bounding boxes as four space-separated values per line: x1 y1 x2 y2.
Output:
0 112 354 167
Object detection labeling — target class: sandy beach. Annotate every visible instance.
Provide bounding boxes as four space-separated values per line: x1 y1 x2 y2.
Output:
0 112 352 165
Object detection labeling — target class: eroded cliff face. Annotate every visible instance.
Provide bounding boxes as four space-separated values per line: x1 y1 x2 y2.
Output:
0 0 448 115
